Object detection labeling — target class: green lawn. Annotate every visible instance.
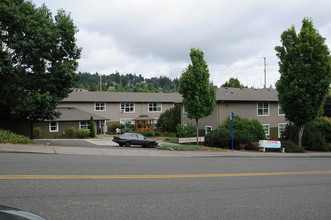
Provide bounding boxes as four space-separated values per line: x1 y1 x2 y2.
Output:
158 144 227 151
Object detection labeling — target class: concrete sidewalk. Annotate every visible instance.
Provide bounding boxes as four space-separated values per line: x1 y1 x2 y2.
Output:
1 142 331 158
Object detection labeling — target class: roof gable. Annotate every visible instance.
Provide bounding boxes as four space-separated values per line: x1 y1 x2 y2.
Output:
51 107 109 121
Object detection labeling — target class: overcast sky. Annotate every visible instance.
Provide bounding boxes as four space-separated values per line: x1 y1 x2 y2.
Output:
32 0 331 88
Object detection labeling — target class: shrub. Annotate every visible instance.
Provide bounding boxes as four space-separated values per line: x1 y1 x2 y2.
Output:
281 118 331 151
302 123 328 151
107 123 125 134
206 116 265 150
77 128 90 138
281 140 305 153
65 127 76 138
0 129 35 144
176 123 196 137
222 116 265 141
205 128 231 148
33 127 42 139
311 118 331 142
90 116 96 138
157 104 181 132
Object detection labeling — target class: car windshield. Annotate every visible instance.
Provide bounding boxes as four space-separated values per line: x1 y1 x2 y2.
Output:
137 134 145 140
121 133 132 138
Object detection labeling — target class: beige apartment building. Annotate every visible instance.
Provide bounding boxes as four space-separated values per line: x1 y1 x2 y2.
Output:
181 88 287 139
34 88 286 139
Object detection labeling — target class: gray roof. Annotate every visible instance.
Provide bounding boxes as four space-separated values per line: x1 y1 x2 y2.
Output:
133 115 154 121
217 87 279 101
51 107 109 121
62 91 182 103
61 88 278 104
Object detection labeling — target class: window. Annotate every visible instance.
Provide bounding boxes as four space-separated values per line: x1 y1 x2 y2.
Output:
148 103 162 112
257 102 269 116
205 126 212 135
278 123 287 138
49 122 58 132
95 102 106 111
120 118 134 125
80 121 90 130
262 124 270 138
278 104 285 116
121 103 135 113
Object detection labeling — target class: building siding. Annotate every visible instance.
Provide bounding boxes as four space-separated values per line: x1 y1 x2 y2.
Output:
181 101 286 139
59 102 175 123
34 121 79 139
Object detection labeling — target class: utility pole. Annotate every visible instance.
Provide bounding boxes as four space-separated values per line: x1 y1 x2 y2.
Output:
264 57 266 88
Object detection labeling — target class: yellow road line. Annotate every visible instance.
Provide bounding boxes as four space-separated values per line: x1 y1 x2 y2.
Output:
0 170 331 180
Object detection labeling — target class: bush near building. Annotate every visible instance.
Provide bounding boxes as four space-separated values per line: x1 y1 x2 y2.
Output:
176 123 196 137
77 128 90 138
281 118 331 151
33 127 42 139
65 127 76 138
0 129 34 144
205 116 265 150
107 123 125 135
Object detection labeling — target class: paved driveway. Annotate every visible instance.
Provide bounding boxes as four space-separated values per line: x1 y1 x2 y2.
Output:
35 139 118 147
34 138 160 149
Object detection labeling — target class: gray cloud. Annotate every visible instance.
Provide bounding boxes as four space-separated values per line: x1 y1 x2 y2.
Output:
32 0 331 87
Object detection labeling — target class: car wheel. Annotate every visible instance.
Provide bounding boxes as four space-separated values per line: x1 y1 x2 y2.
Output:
125 142 130 147
119 143 124 147
148 143 154 148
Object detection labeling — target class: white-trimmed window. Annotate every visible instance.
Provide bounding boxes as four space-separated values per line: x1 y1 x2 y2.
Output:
278 104 285 116
205 126 212 135
148 103 162 112
262 124 270 138
80 121 90 130
278 123 287 138
49 122 58 132
257 102 269 116
121 103 135 113
95 102 106 111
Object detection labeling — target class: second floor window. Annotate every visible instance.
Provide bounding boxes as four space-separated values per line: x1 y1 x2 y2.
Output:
121 103 135 113
258 102 269 116
95 102 106 111
149 103 162 112
278 104 285 116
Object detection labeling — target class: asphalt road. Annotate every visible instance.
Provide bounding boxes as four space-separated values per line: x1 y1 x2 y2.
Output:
0 153 330 220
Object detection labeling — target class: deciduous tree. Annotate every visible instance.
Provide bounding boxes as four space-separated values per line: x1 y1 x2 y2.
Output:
275 18 331 147
0 0 81 123
179 48 216 145
221 77 245 88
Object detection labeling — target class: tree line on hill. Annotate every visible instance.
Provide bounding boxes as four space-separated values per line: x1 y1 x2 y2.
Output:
74 72 246 93
74 72 180 93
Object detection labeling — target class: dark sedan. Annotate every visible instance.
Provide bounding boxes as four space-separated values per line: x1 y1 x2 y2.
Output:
113 133 158 148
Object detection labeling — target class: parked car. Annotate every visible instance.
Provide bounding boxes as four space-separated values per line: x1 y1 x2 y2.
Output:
113 133 158 148
0 205 45 220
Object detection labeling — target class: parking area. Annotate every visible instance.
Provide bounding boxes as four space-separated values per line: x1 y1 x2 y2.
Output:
34 137 161 150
